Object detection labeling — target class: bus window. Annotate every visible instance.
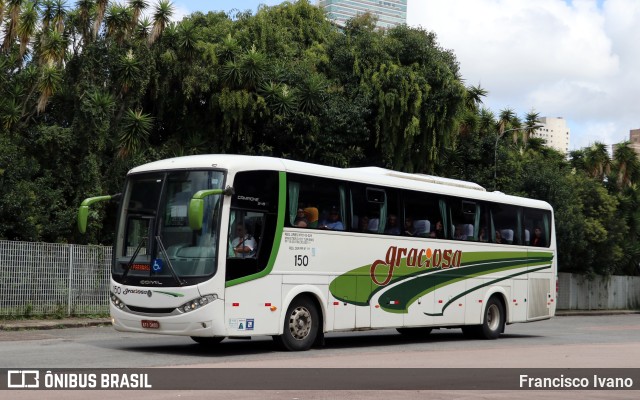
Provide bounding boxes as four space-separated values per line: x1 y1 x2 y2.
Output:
403 190 440 237
524 208 551 247
490 204 521 245
288 174 346 231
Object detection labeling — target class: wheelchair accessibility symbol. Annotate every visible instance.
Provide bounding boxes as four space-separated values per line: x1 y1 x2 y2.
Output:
152 259 163 272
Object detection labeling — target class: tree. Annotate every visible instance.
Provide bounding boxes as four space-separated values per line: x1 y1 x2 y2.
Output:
148 0 173 45
16 0 39 59
611 142 640 190
584 142 611 181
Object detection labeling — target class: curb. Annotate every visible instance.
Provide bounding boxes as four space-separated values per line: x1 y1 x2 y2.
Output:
555 310 640 317
0 318 111 331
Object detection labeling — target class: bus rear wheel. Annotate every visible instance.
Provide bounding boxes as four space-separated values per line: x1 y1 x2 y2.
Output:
274 297 319 351
480 297 505 339
191 336 224 347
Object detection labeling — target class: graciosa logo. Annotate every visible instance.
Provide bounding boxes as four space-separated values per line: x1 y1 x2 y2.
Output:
370 246 463 286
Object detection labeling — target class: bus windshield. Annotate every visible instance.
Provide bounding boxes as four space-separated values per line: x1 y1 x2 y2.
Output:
113 170 225 284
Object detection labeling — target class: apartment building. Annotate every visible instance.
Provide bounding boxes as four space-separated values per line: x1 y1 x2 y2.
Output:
318 0 407 29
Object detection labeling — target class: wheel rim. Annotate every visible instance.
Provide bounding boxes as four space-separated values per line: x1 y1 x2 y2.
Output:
288 306 312 340
486 303 501 331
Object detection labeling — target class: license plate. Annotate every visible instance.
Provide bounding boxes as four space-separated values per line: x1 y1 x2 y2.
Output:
141 320 160 329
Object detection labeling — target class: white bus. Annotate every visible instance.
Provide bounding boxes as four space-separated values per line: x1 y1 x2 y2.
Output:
79 155 557 351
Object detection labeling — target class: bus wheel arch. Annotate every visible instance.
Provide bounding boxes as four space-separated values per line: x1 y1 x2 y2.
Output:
274 293 323 351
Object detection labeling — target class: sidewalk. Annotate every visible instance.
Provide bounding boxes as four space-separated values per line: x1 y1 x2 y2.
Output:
0 317 111 331
1 310 639 331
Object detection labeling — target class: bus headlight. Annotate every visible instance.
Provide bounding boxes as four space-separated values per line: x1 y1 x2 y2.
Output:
110 292 126 309
177 294 218 314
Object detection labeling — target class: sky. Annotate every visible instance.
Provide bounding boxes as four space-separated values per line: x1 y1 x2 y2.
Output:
169 0 640 151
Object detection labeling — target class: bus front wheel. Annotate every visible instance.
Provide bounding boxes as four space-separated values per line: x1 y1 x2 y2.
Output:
274 297 319 351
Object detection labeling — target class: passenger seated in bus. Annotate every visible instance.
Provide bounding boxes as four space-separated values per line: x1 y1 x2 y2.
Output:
320 206 344 231
231 224 257 258
294 208 308 227
478 227 488 242
495 230 503 244
531 227 544 247
453 225 467 240
384 214 401 235
404 217 415 236
430 221 444 239
413 219 430 236
358 215 370 233
304 207 318 228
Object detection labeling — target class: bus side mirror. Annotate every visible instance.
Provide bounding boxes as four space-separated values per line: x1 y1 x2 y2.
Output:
188 186 234 230
78 194 121 234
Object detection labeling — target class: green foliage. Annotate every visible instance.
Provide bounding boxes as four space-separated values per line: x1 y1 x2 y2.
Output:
1 1 637 276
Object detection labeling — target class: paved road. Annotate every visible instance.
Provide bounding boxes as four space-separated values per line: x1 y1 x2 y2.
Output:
1 315 639 399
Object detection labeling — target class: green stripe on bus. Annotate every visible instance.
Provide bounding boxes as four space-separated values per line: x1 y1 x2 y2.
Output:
422 265 551 316
329 251 552 306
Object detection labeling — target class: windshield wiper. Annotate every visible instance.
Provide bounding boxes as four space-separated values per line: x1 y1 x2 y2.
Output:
156 235 186 286
122 237 147 284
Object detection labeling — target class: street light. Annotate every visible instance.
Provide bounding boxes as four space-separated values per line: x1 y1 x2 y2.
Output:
494 124 544 190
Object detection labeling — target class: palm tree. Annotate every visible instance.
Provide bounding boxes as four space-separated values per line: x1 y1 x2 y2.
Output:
84 89 116 121
497 108 522 143
37 29 67 66
522 110 541 144
612 141 640 190
584 142 611 181
128 0 148 28
36 64 62 113
105 3 132 45
41 0 55 31
52 0 68 33
148 0 173 45
93 0 109 38
238 45 267 89
0 1 7 30
464 84 487 113
135 16 151 40
478 107 496 136
2 0 24 52
118 108 153 158
76 0 94 44
217 34 240 63
17 1 39 58
176 19 197 59
116 49 140 94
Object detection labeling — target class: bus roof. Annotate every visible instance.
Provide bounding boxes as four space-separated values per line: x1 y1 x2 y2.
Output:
128 154 552 210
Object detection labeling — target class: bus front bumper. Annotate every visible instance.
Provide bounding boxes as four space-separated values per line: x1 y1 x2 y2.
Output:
110 301 226 337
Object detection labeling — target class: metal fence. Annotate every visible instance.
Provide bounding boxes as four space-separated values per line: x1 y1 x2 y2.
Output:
0 240 111 317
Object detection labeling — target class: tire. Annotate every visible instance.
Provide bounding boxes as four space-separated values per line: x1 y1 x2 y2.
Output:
273 296 319 351
479 296 505 340
191 336 224 346
396 327 432 338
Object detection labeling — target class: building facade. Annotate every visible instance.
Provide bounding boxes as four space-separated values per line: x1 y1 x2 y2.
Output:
533 117 570 154
318 0 407 30
628 128 640 157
